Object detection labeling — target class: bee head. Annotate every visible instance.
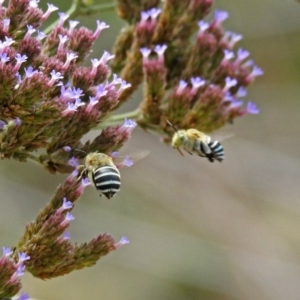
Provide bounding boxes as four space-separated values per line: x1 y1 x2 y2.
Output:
172 131 186 148
167 121 185 148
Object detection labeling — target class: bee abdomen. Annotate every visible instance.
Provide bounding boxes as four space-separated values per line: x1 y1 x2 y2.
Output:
92 166 121 199
207 140 224 162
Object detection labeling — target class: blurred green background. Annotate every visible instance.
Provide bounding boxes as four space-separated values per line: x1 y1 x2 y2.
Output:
1 0 300 299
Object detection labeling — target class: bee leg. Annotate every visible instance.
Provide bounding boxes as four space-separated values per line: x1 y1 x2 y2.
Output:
185 149 193 155
177 148 185 156
207 155 215 163
76 165 86 180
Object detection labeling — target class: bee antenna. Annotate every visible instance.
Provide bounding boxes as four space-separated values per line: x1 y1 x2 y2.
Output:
74 149 87 155
166 120 179 133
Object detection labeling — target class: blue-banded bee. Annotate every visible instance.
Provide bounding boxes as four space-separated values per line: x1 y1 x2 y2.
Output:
167 121 225 162
77 152 121 199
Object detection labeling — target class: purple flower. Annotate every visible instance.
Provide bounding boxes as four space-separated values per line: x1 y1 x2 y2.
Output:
176 80 188 94
15 264 26 277
0 52 9 64
223 49 234 61
24 66 38 78
65 212 75 222
49 70 63 86
42 3 58 20
0 120 5 129
246 101 260 114
95 84 108 99
197 20 209 33
100 51 115 64
2 246 12 256
15 53 28 71
190 77 205 91
63 231 71 240
236 48 250 62
62 102 77 115
63 52 78 68
214 10 229 24
3 18 10 32
122 156 133 167
148 8 162 20
18 252 30 263
223 77 237 92
18 292 30 300
114 236 130 249
63 145 72 152
68 20 79 33
58 34 69 51
111 151 119 157
14 117 21 126
154 44 167 60
236 86 247 98
36 30 47 41
118 80 131 94
68 157 79 167
61 197 73 210
123 118 136 129
58 12 69 27
140 11 150 22
93 20 109 39
225 31 243 49
81 177 91 187
25 25 36 39
140 47 151 60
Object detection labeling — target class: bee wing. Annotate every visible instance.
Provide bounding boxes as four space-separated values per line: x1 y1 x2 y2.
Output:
210 131 235 142
111 150 150 168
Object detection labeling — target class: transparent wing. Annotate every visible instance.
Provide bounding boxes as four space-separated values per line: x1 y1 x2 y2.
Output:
111 150 150 168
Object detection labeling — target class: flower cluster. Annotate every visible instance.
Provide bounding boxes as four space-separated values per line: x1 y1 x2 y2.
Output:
0 0 132 173
0 0 264 299
111 2 263 139
0 247 29 299
12 174 126 280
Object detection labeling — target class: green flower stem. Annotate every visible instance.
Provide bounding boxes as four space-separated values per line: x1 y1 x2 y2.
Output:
94 108 140 129
43 2 116 35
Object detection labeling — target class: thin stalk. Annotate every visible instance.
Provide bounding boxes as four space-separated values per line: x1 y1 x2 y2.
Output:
26 153 41 165
43 2 115 35
93 108 140 129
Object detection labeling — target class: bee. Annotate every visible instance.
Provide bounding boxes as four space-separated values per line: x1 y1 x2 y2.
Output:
167 121 225 162
77 152 121 199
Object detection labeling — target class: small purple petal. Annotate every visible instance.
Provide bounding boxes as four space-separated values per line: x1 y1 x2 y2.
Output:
81 177 91 187
123 156 133 167
197 20 209 32
14 117 21 126
65 212 75 222
246 101 260 114
63 231 71 240
2 246 12 256
154 44 167 58
115 236 130 249
18 252 30 262
223 49 234 61
0 120 5 129
123 118 136 128
148 8 162 20
111 151 119 157
214 10 229 23
140 47 151 59
68 157 79 167
18 291 30 300
63 146 72 152
62 197 73 210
